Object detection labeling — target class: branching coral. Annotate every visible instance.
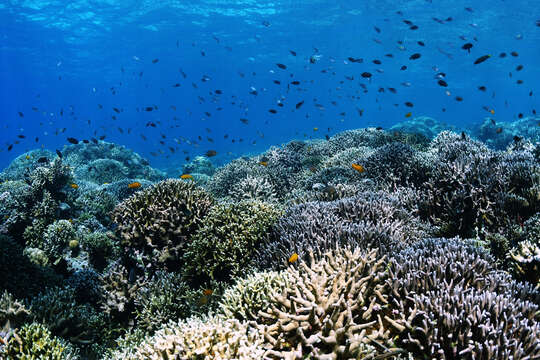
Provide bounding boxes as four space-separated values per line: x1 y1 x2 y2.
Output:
229 175 279 203
257 247 398 359
112 179 214 272
219 271 290 322
182 200 282 284
258 191 432 269
29 286 107 345
0 291 30 335
2 322 79 359
110 316 266 360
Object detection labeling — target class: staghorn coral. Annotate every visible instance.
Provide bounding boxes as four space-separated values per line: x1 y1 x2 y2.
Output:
219 271 290 322
182 200 282 284
99 262 145 324
29 286 107 345
387 237 495 297
509 240 540 289
110 316 266 360
112 179 214 272
2 322 79 359
257 190 432 270
80 231 118 271
389 285 540 359
229 174 279 203
133 271 195 333
257 247 399 359
40 219 77 263
0 291 30 335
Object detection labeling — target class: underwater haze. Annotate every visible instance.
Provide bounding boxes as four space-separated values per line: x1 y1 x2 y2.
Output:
1 0 539 171
1 1 540 359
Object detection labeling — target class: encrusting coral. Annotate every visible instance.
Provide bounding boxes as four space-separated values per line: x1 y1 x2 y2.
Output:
112 179 214 272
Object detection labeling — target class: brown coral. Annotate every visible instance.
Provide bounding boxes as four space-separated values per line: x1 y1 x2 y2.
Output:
112 179 214 272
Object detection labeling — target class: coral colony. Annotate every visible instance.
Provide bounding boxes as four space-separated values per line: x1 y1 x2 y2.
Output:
1 124 539 359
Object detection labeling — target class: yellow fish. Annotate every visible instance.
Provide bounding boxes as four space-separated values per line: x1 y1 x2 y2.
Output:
70 183 79 189
313 127 318 131
25 155 31 160
259 161 268 167
288 253 299 263
351 163 365 173
180 174 193 180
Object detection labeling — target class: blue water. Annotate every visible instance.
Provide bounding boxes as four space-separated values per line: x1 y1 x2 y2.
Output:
1 0 539 171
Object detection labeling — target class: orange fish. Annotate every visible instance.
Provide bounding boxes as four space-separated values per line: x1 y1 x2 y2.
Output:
203 289 213 296
259 161 268 167
490 109 495 114
180 174 193 179
70 183 79 189
405 112 412 118
128 181 141 189
351 163 365 173
288 253 299 263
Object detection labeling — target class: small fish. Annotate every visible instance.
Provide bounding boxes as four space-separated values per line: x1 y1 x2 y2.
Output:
276 63 287 70
295 100 304 109
25 155 30 160
240 118 249 124
18 111 24 118
7 144 13 151
202 289 213 296
180 174 193 180
56 149 62 158
474 55 491 64
438 79 448 87
313 127 318 131
288 253 299 263
409 53 421 60
361 72 372 78
268 109 277 114
478 86 487 92
128 181 142 189
259 161 268 167
461 43 473 53
70 183 79 189
289 50 297 56
152 58 159 63
67 137 79 144
205 150 217 157
405 112 412 118
113 107 121 113
404 101 414 107
351 163 365 173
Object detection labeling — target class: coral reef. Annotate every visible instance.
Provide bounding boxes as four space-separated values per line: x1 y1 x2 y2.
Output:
112 179 214 272
258 247 396 359
390 116 455 139
2 322 79 359
182 200 282 284
110 316 266 360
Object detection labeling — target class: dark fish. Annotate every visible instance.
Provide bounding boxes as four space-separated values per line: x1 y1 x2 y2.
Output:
67 137 79 144
152 58 159 63
17 135 25 139
400 65 407 70
273 80 281 84
376 126 383 130
374 26 381 33
290 81 300 85
518 113 524 119
410 25 418 30
474 55 491 64
289 50 297 56
455 96 464 101
7 144 13 151
417 41 425 46
409 53 421 60
269 109 277 114
205 150 217 157
513 135 522 142
347 57 363 63
295 100 304 109
438 79 448 87
215 89 223 94
388 87 397 93
18 111 24 117
276 63 287 70
56 149 62 158
240 118 249 124
372 59 381 64
172 83 181 87
461 43 473 53
499 52 507 58
404 102 414 107
478 86 487 91
91 138 98 144
82 139 89 143
361 72 372 78
510 51 519 57
145 107 153 111
516 65 523 71
99 135 106 140
113 107 121 113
